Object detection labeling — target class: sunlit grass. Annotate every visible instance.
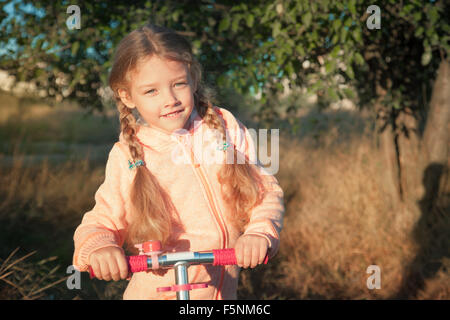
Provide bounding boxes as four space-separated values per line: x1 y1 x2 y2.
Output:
0 91 448 300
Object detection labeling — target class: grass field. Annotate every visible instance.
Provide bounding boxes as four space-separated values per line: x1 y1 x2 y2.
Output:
0 90 448 300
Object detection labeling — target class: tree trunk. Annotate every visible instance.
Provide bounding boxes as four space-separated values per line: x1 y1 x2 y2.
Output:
395 107 422 223
392 59 449 227
419 58 450 208
421 59 450 168
393 58 450 299
374 96 402 208
377 59 449 214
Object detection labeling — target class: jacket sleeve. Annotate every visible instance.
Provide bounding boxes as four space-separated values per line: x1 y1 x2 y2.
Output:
72 142 129 271
216 107 285 258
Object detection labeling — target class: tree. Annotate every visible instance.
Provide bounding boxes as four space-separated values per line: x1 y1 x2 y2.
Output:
208 0 449 220
1 0 448 218
0 0 240 112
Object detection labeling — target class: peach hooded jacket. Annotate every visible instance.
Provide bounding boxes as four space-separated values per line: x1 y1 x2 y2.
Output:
72 106 284 300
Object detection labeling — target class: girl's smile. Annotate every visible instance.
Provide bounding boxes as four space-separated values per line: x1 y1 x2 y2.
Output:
161 108 185 119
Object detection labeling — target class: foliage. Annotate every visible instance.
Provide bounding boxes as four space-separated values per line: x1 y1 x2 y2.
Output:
0 0 448 122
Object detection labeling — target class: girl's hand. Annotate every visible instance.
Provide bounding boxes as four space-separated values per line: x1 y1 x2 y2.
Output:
89 246 129 281
234 234 269 269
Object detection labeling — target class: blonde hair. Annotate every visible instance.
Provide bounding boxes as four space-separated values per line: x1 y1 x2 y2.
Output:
108 24 265 253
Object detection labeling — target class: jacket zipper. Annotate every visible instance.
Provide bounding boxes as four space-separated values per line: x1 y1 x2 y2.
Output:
180 137 229 300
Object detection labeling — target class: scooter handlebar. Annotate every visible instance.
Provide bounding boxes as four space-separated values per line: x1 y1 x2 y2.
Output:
88 248 269 279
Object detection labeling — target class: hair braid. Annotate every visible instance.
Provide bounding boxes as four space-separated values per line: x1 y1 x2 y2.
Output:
116 99 175 253
117 99 143 160
196 89 265 232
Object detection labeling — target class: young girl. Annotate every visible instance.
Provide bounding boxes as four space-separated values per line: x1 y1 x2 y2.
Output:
72 24 284 300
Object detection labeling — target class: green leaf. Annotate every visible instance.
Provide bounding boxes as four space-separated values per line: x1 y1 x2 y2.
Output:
100 73 107 85
354 52 365 66
402 4 414 14
296 44 305 56
288 9 297 23
261 96 268 106
331 34 339 44
352 28 362 43
272 21 281 38
415 26 424 37
217 75 226 87
331 45 340 58
340 26 348 42
246 14 254 28
261 4 276 23
421 48 432 66
328 87 339 101
343 88 356 99
275 82 284 92
192 40 201 50
302 12 312 27
71 41 80 56
392 98 402 109
344 17 353 27
269 61 279 74
286 61 295 78
333 18 342 31
348 0 356 16
325 60 335 73
309 80 323 93
346 65 355 79
18 71 26 82
428 6 439 25
274 47 284 61
231 15 241 33
218 17 230 32
172 11 180 22
413 11 422 23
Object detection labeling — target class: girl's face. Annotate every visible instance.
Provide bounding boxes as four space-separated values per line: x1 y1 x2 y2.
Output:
118 55 196 134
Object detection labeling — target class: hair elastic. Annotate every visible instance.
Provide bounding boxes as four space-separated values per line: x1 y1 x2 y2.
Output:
128 159 146 170
216 141 231 151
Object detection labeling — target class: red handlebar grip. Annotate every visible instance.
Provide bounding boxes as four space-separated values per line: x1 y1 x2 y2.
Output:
127 255 149 273
213 248 269 266
213 248 237 265
89 266 95 279
88 255 148 279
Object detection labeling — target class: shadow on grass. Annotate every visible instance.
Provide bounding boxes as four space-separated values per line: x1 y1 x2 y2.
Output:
392 163 450 299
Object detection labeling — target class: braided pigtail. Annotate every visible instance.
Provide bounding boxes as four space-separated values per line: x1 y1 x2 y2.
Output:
196 88 266 233
116 99 174 253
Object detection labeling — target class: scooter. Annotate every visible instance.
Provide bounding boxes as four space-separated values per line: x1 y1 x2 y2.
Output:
88 240 269 300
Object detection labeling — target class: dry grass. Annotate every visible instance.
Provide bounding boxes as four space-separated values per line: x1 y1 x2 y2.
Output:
0 92 448 300
0 247 68 300
0 146 127 299
0 91 119 154
274 136 412 299
238 109 449 300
